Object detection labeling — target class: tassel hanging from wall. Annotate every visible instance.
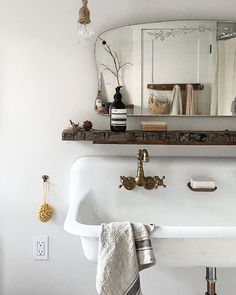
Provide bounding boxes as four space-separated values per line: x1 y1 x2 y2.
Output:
38 175 54 222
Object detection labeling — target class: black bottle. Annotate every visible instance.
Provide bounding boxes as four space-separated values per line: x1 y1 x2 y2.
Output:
110 86 127 132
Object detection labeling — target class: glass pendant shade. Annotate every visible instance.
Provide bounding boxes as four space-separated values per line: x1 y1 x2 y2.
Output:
78 23 94 41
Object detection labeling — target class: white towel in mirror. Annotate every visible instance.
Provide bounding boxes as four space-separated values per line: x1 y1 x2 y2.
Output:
170 85 182 115
186 84 194 115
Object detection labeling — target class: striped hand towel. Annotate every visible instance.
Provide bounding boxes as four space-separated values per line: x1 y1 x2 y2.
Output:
96 222 156 295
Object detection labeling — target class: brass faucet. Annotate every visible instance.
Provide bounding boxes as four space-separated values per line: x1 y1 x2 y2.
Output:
119 149 166 190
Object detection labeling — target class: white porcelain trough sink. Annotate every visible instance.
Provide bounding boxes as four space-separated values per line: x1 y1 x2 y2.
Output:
64 156 236 267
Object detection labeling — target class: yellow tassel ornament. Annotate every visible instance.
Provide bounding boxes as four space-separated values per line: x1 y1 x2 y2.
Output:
38 202 53 223
38 175 53 222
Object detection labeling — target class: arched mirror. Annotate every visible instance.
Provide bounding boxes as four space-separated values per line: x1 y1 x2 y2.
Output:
95 20 236 117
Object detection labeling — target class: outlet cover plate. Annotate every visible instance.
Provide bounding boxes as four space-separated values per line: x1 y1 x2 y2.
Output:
33 235 49 261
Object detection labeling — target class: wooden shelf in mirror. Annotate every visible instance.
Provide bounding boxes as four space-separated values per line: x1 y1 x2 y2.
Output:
147 83 204 91
62 129 236 145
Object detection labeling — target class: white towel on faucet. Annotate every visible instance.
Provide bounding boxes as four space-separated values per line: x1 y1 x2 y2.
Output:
170 85 183 115
96 222 156 295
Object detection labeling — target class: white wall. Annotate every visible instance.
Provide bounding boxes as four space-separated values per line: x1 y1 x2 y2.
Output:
1 0 236 294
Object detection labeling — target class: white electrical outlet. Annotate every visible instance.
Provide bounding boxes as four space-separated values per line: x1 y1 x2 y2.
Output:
33 235 49 261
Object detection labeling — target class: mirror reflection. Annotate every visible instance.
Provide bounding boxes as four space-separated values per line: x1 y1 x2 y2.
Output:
95 20 236 116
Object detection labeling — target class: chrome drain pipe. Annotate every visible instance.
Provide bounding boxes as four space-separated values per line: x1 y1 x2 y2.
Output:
205 267 217 295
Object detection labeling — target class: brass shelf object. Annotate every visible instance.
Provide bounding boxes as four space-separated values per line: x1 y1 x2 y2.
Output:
187 182 217 192
62 129 236 145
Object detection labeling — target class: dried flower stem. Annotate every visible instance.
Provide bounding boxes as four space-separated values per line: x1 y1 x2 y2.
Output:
99 37 132 86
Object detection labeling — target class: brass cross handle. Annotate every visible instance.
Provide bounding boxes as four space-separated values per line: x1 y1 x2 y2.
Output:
119 176 136 190
154 176 166 189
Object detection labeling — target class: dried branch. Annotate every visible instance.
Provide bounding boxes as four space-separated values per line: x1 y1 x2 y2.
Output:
100 63 117 77
118 62 132 71
98 37 132 86
115 52 121 69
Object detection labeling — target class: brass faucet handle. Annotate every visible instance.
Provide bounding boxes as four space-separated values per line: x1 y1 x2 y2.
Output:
119 176 136 190
144 177 156 190
154 176 167 188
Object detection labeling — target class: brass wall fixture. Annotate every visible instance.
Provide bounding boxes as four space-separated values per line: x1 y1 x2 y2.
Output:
119 149 166 190
187 182 217 192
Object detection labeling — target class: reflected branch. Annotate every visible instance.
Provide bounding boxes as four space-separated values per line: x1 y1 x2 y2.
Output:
99 37 132 87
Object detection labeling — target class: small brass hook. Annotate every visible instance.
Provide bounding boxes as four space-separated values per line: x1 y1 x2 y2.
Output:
42 175 49 182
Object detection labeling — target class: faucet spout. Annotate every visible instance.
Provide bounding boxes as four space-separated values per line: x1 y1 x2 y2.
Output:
135 149 149 186
143 149 150 162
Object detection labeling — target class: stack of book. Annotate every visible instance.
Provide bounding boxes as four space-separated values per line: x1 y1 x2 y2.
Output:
141 121 167 132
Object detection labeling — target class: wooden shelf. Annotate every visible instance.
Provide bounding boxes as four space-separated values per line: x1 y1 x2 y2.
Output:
147 83 204 91
62 129 236 145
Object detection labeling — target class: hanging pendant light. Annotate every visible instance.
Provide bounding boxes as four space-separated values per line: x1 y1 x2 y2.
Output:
78 0 94 41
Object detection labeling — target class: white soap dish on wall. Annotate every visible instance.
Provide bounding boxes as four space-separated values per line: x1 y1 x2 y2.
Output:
188 177 217 192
